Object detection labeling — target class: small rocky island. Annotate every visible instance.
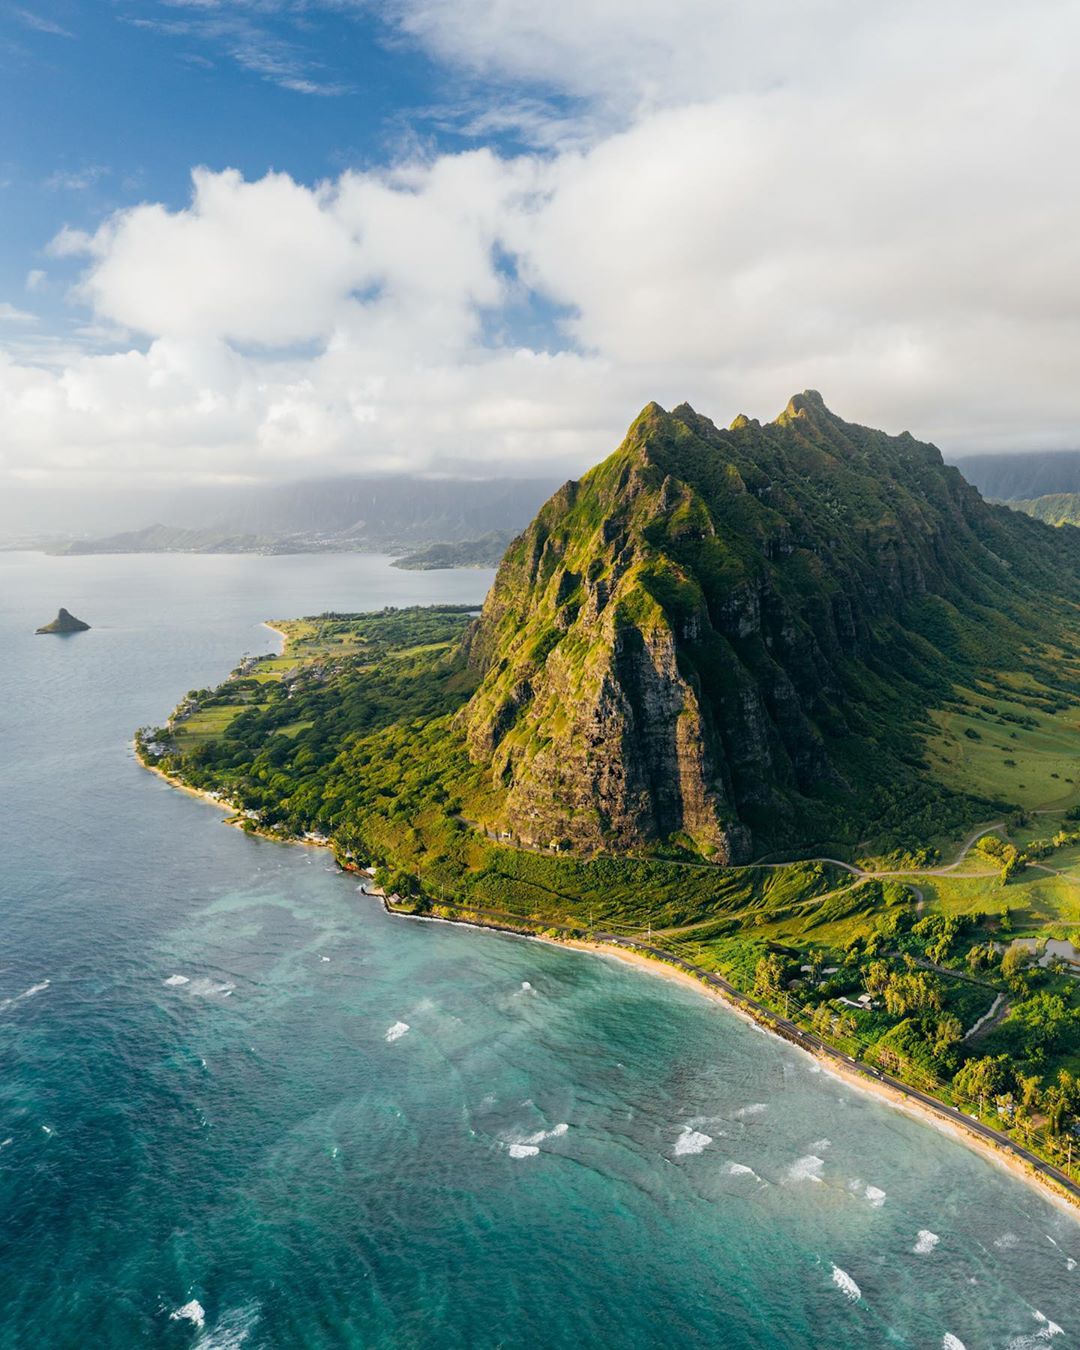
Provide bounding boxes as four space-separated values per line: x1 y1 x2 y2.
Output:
36 607 91 634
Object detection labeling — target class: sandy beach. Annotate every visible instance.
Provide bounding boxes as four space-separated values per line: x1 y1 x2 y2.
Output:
135 748 1080 1219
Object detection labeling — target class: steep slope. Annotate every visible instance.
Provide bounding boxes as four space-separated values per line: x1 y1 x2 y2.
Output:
461 394 1080 861
1009 493 1080 527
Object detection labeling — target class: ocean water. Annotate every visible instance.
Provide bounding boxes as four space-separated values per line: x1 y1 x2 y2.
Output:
0 550 1076 1349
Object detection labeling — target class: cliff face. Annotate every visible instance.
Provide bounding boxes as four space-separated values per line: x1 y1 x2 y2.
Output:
460 393 1080 860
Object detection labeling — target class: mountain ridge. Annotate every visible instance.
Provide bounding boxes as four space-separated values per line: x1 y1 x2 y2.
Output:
459 393 1080 861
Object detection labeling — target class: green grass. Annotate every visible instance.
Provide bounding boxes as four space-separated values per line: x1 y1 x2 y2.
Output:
927 684 1080 811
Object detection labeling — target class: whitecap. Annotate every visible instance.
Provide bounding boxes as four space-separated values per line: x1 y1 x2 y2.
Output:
170 1300 206 1330
320 956 330 963
995 1232 1020 1250
506 1122 569 1157
516 981 534 994
0 1138 11 1148
810 1138 832 1150
733 1103 767 1118
942 1336 966 1350
522 1123 568 1145
788 1154 825 1183
1035 1311 1064 1338
727 1162 759 1178
0 979 50 1012
385 1021 410 1043
164 975 190 987
187 978 235 998
40 1125 53 1136
1067 1258 1076 1272
864 1185 886 1207
674 1127 713 1157
914 1230 940 1255
831 1265 860 1301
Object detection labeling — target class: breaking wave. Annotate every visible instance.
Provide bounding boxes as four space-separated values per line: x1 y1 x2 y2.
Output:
171 1300 206 1331
506 1122 568 1159
163 974 190 987
0 979 50 1012
788 1154 825 1183
385 1021 410 1043
914 1230 940 1255
830 1265 860 1301
674 1127 713 1157
942 1336 966 1350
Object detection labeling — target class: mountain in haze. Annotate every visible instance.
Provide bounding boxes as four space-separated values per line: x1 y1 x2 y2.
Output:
391 532 511 570
950 450 1080 501
460 393 1080 861
44 475 558 556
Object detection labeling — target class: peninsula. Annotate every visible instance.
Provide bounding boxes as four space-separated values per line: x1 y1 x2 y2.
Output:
137 394 1080 1205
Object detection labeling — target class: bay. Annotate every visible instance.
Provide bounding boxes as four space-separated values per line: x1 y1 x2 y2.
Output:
0 550 1075 1348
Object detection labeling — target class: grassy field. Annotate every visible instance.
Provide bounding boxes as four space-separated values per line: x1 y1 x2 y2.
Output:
927 681 1080 812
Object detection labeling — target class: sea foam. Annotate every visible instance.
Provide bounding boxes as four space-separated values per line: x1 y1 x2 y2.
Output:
385 1021 410 1043
0 979 50 1012
164 975 190 987
864 1185 886 1207
914 1230 940 1255
788 1154 825 1183
831 1265 860 1301
507 1122 568 1158
170 1300 206 1330
674 1127 713 1157
942 1336 966 1350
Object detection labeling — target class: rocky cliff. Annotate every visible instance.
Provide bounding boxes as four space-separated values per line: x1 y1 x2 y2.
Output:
460 393 1080 860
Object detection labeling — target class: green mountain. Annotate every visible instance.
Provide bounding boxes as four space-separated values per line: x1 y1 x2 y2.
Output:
390 531 512 570
460 393 1080 861
1008 493 1080 527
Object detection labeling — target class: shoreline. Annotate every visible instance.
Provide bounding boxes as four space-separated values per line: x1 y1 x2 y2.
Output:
135 750 1080 1218
374 894 1080 1218
573 938 1080 1216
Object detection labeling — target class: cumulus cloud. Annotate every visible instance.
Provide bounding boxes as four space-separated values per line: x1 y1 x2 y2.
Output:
5 0 1080 492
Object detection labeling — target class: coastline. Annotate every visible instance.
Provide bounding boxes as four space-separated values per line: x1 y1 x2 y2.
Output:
374 893 1080 1217
568 938 1080 1217
134 749 1080 1218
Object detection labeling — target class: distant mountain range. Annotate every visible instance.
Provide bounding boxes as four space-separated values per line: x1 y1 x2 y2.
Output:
950 450 1080 501
40 475 558 558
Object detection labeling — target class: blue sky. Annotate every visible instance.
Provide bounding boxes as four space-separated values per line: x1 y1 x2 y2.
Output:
2 0 1079 520
1 2 548 335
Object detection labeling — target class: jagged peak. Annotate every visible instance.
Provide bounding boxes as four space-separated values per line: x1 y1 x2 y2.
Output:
775 389 835 427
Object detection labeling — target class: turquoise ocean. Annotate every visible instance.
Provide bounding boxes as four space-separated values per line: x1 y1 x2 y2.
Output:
0 549 1076 1349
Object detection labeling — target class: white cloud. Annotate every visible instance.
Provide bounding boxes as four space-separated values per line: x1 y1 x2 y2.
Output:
13 7 75 39
0 303 35 323
25 269 46 292
5 0 1080 494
